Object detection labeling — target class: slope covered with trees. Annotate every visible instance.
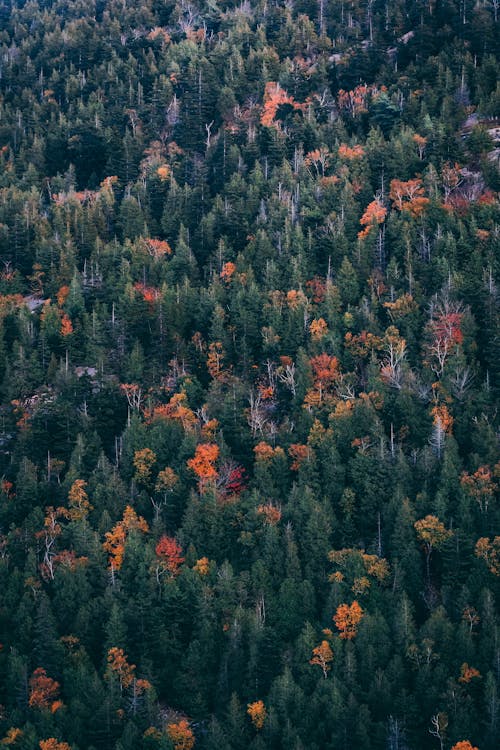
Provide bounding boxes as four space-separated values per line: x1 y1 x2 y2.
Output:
0 1 499 748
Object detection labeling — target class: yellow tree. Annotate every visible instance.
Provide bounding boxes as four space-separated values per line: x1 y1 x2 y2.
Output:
106 647 136 693
414 515 452 582
133 448 157 486
1 728 23 745
461 465 497 514
475 536 500 575
68 479 92 521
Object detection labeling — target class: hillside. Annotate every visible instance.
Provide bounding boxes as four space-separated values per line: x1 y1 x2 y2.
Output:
0 1 499 749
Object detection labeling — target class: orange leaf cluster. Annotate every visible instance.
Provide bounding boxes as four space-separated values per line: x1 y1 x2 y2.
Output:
345 330 382 359
29 668 61 711
352 576 371 594
414 515 452 551
193 557 210 575
389 178 429 217
147 26 171 43
134 282 160 305
155 535 185 575
39 741 71 750
220 261 236 281
288 443 310 471
432 310 463 347
311 353 340 387
106 647 136 690
304 147 330 175
451 742 479 750
475 536 500 575
1 728 23 745
56 285 70 307
337 85 377 116
147 392 196 431
383 293 418 320
166 720 195 750
253 442 284 462
257 384 275 400
68 479 93 521
458 663 481 683
261 82 305 127
338 144 365 160
358 199 387 239
52 550 88 571
328 548 389 585
103 506 149 571
462 606 480 631
257 503 282 525
309 317 328 341
333 601 364 639
187 444 219 489
247 700 266 730
431 404 454 435
310 640 333 678
156 164 171 181
0 294 24 320
100 175 118 190
461 466 496 513
306 276 327 303
286 288 307 309
60 313 73 337
146 238 171 257
476 229 490 241
304 353 341 408
413 134 427 158
207 341 225 379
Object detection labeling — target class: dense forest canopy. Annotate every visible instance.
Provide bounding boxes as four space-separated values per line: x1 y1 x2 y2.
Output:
0 0 499 748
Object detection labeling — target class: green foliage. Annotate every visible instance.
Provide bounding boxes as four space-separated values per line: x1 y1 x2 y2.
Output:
0 1 498 749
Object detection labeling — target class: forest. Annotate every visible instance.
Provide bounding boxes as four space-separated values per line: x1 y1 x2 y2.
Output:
0 0 499 748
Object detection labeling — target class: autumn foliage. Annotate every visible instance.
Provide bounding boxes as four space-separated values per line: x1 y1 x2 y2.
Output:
475 536 500 575
358 198 387 239
1 728 23 746
39 741 71 750
247 700 266 730
333 601 364 639
338 144 364 160
68 479 92 521
29 669 61 711
166 720 195 750
155 535 185 576
458 663 481 683
187 443 219 491
310 640 333 678
257 503 282 525
220 261 236 281
103 506 149 570
106 647 136 690
389 178 429 217
260 82 305 127
461 466 496 513
414 515 453 552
